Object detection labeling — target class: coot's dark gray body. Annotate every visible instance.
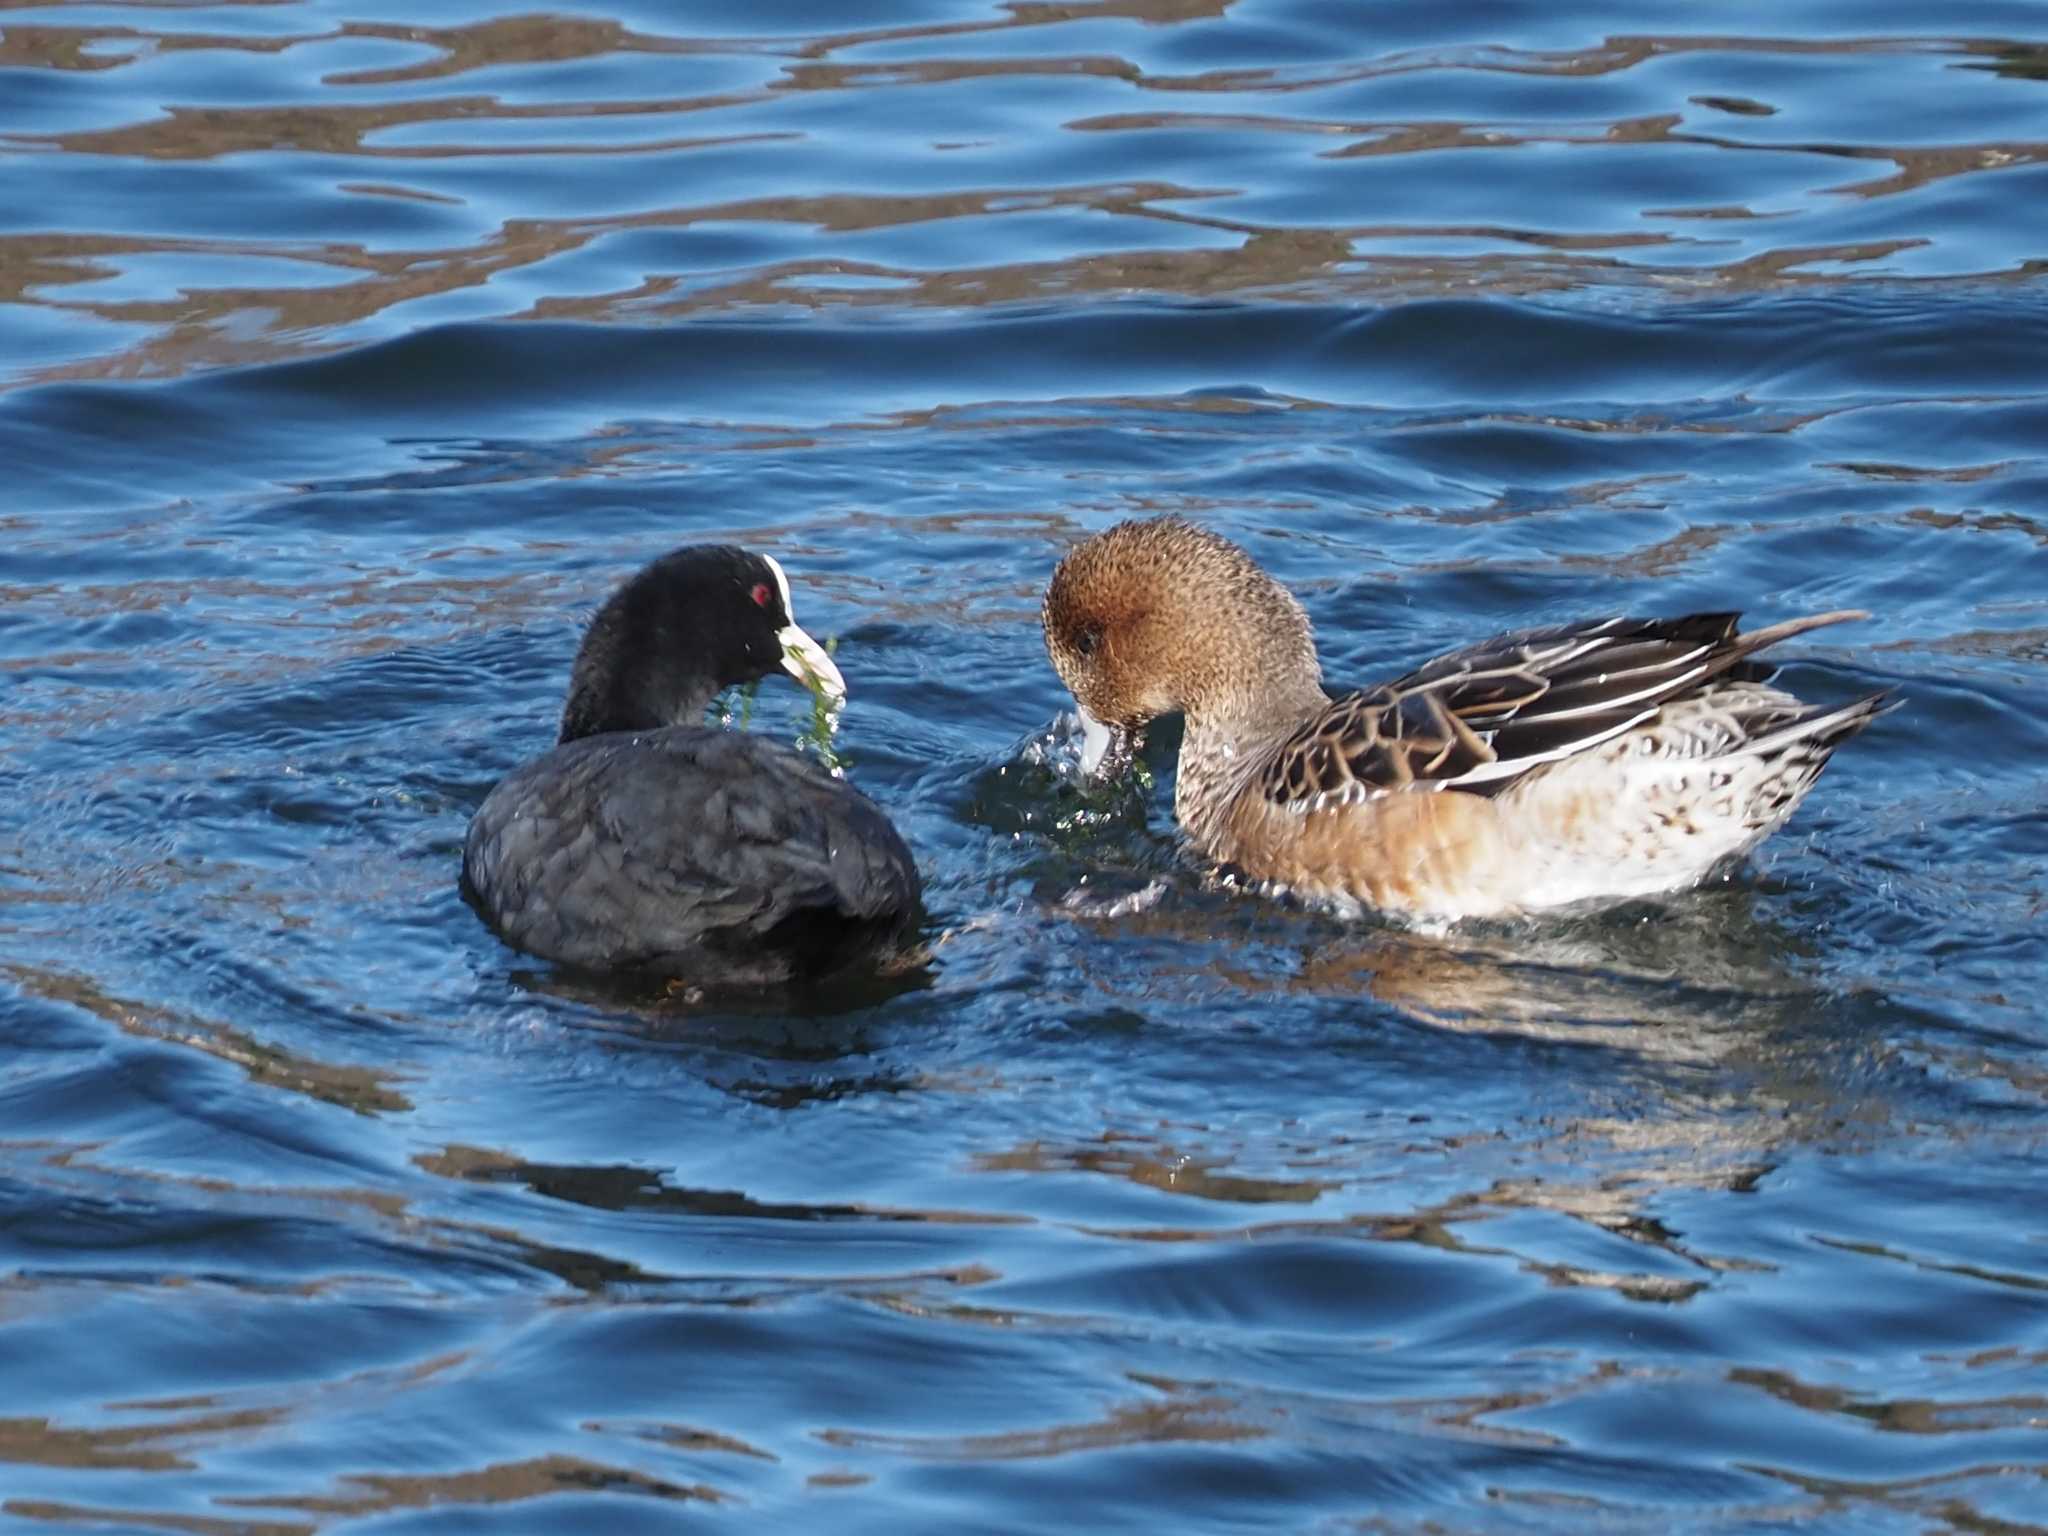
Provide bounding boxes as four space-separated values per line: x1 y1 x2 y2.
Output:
463 727 919 983
460 543 922 984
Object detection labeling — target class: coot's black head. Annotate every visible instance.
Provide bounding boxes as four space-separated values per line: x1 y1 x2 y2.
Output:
557 545 846 744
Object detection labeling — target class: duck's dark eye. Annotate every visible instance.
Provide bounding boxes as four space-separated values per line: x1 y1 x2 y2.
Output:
1073 624 1102 660
750 583 772 609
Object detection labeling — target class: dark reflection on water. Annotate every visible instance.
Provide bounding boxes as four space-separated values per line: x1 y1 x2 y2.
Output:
3 0 2048 1532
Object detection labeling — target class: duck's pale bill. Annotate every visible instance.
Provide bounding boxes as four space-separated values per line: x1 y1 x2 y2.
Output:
1076 703 1118 778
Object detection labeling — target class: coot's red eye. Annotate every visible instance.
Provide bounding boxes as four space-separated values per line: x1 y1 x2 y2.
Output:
751 583 772 608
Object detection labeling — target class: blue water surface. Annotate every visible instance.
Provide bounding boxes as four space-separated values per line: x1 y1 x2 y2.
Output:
1 0 2046 1531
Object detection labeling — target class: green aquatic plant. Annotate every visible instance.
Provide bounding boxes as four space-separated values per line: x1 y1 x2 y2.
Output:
709 679 759 730
793 634 848 774
709 637 848 774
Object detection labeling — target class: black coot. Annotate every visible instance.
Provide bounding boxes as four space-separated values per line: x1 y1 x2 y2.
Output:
462 545 921 984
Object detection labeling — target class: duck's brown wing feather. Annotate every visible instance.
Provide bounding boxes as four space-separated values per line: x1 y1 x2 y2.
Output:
1257 610 1868 808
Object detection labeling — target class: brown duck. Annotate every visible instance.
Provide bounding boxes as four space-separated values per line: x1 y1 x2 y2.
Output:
1041 516 1892 921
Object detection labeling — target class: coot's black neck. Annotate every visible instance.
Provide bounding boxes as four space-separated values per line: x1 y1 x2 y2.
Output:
557 569 729 744
558 659 720 744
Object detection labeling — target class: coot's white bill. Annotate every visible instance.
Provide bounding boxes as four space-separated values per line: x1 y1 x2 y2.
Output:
761 554 846 703
779 622 845 703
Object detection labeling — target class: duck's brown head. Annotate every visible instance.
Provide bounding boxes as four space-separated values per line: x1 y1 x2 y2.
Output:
1041 517 1323 772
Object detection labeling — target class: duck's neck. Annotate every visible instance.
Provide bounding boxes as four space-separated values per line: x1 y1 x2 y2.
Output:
1173 675 1330 849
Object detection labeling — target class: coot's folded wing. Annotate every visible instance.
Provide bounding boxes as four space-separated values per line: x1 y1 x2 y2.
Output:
464 728 918 977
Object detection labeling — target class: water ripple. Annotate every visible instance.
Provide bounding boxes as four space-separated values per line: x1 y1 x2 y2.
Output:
2 2 2046 1532
6 5 2048 383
